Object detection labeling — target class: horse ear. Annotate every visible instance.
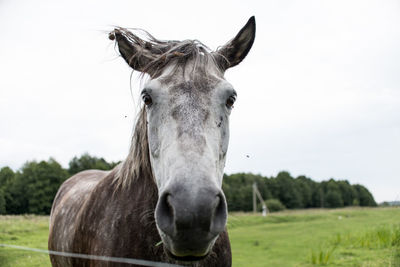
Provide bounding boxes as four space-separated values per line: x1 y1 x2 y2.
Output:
109 29 156 72
216 16 256 70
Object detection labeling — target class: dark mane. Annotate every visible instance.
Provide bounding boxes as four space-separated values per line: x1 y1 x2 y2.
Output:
110 27 224 78
114 107 153 190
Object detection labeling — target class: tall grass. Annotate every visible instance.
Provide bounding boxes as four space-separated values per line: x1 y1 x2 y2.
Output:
310 246 336 265
345 224 400 249
310 224 400 265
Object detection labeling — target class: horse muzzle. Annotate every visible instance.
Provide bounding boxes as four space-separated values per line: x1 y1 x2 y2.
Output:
155 184 227 259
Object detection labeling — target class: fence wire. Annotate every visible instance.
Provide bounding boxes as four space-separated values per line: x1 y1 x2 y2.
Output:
0 244 182 267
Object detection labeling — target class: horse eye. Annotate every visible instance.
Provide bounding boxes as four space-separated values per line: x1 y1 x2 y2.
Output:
226 96 236 108
142 94 152 106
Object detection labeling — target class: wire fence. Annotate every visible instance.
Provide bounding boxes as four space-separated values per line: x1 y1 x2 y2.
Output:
0 243 182 267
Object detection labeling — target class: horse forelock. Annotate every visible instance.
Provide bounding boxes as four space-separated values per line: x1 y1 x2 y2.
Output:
112 27 225 79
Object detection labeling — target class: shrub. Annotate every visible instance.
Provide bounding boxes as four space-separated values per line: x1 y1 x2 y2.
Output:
266 198 286 212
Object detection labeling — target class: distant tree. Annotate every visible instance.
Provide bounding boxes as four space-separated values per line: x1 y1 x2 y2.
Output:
352 198 360 206
0 166 14 189
326 179 338 191
8 159 69 214
275 171 303 209
337 180 355 206
0 167 15 214
311 184 324 208
27 159 68 214
353 184 377 207
222 173 271 212
0 189 5 214
68 153 120 175
252 174 272 201
295 176 313 208
325 190 344 208
5 170 28 214
222 173 253 211
322 179 344 208
380 202 390 207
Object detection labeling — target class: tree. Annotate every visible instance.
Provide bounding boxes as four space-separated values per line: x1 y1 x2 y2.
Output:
295 176 313 208
337 180 355 206
25 159 69 214
0 167 15 214
325 190 344 208
313 182 328 208
0 189 6 214
322 179 344 208
6 159 70 215
68 153 119 175
275 171 303 209
0 166 15 189
222 173 271 212
353 184 377 207
223 173 254 211
5 171 29 214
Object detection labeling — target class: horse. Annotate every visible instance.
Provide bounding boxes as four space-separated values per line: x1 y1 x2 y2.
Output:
48 16 256 266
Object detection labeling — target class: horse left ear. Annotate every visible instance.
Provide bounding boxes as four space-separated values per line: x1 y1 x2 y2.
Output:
216 16 256 70
109 28 157 72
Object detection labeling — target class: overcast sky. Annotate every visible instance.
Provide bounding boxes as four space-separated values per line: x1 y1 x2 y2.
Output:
1 0 399 203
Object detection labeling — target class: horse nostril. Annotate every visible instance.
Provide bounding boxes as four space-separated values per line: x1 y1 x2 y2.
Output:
210 192 227 234
155 192 175 235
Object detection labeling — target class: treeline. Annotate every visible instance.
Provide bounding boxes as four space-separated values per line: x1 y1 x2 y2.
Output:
0 154 376 215
0 154 119 215
223 172 377 212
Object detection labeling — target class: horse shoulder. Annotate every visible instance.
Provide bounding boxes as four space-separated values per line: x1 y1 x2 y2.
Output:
48 169 110 266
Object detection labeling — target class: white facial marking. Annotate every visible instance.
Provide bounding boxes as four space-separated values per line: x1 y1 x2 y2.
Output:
143 62 235 193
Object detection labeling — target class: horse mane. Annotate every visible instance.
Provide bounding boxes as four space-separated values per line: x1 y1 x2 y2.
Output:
113 107 154 190
110 27 225 78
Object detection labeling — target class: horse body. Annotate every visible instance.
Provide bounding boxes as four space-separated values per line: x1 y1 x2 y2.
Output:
49 167 161 266
49 17 255 266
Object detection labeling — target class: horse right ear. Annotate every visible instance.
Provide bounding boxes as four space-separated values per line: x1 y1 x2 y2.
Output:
215 16 256 70
109 29 156 72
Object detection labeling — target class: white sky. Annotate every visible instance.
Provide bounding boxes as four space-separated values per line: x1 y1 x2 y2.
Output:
0 0 399 203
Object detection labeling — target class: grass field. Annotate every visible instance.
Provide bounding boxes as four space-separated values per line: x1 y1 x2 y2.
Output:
0 207 399 266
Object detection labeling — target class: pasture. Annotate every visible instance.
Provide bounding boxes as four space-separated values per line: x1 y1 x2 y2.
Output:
0 207 399 266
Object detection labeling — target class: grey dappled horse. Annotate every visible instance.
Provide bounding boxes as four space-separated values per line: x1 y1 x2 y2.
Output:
48 17 256 267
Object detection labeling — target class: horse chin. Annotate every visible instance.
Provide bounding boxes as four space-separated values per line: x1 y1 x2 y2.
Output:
164 248 209 262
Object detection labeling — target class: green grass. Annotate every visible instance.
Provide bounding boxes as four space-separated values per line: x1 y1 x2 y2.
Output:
1 207 399 266
228 207 400 266
0 215 50 267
